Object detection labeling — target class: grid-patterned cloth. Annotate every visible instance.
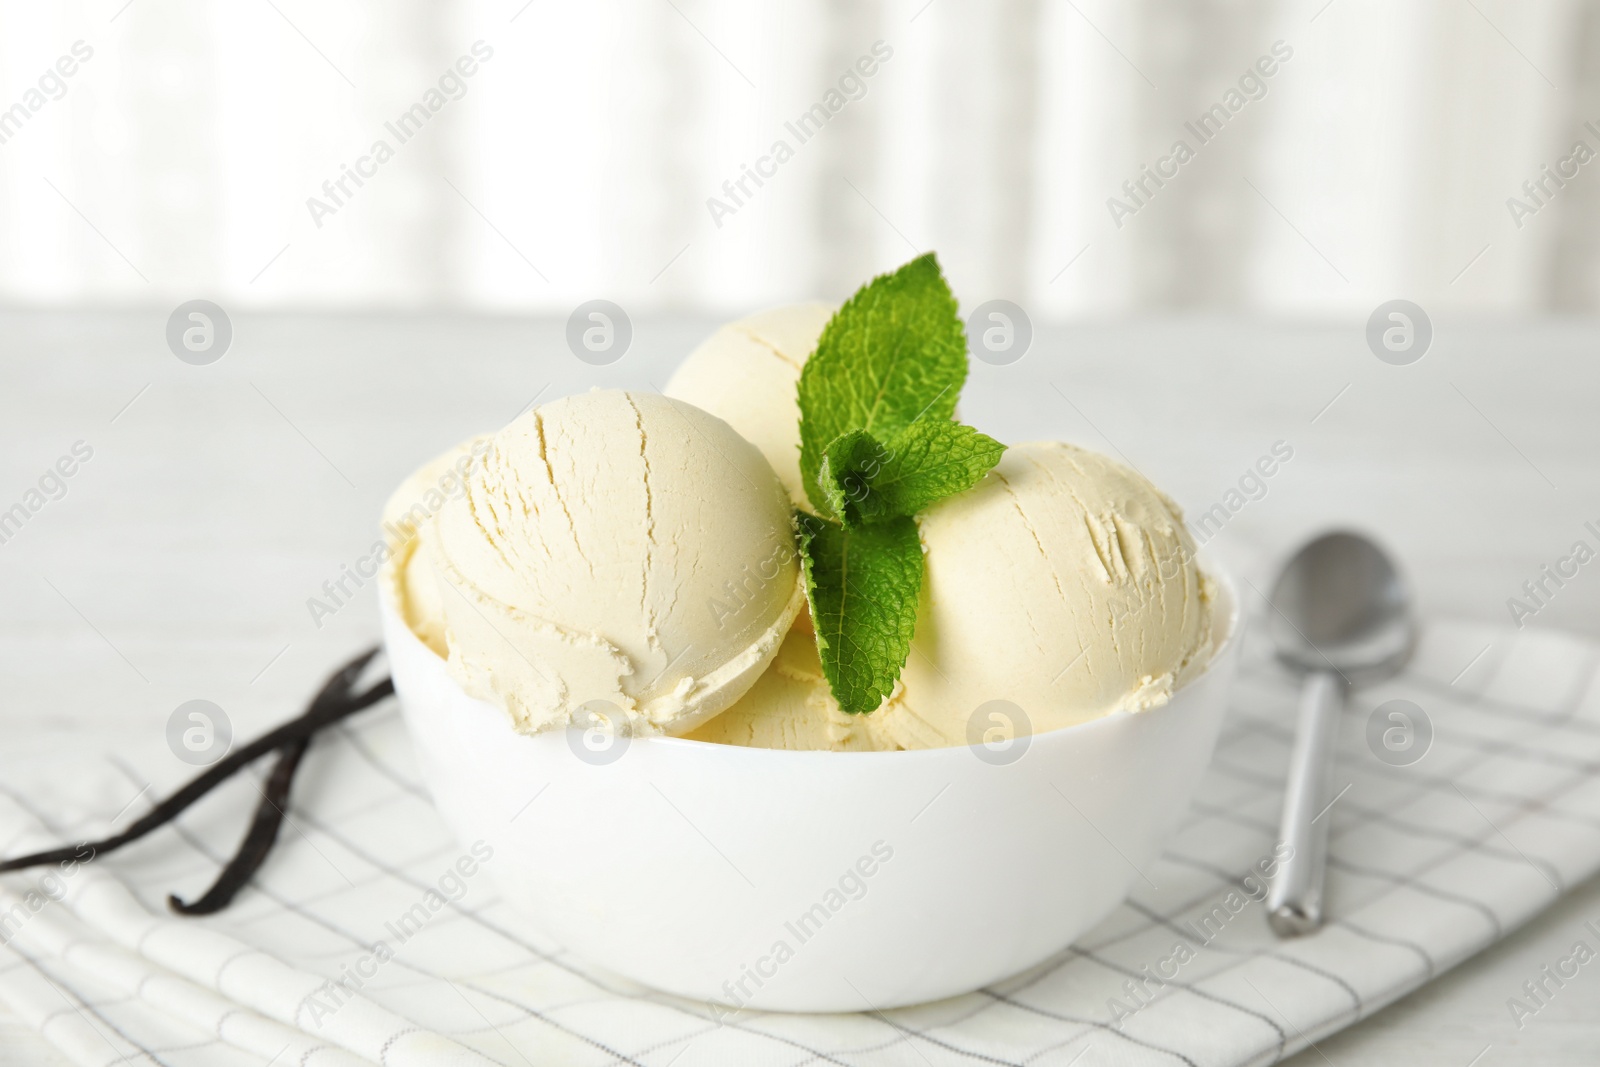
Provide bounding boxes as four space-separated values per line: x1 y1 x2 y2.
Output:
3 615 1599 1067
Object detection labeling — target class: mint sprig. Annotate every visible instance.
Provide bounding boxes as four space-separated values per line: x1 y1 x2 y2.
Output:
795 253 1007 713
797 514 922 714
798 253 967 511
819 419 1006 528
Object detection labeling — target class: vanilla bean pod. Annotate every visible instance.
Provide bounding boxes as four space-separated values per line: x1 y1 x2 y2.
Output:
0 649 392 876
164 676 393 913
168 735 311 915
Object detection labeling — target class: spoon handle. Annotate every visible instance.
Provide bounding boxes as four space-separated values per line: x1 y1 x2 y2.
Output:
1267 669 1345 936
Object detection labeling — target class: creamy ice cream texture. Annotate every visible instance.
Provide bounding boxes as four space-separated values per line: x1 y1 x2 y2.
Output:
668 305 1215 750
681 438 1215 752
386 312 1217 752
665 303 833 509
385 389 804 737
382 436 490 659
874 440 1216 749
683 620 898 751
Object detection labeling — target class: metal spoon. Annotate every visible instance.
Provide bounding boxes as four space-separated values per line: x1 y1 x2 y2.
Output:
1264 531 1416 936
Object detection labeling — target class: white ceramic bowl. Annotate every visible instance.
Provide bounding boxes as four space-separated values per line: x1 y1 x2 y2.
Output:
381 573 1239 1013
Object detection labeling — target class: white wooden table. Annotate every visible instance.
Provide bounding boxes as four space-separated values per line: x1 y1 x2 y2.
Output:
2 311 1598 1064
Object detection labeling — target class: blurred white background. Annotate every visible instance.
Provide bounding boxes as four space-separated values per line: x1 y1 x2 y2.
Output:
1 0 1597 314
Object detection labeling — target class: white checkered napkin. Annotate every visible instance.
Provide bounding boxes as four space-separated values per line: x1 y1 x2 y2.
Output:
0 945 225 1067
0 795 498 1067
5 618 1600 1067
0 883 372 1067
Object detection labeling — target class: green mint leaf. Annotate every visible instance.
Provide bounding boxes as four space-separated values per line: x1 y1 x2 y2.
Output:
797 253 967 514
797 511 923 714
822 420 1005 527
815 429 872 523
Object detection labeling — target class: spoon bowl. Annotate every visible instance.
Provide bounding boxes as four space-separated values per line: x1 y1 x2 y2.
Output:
1268 531 1416 682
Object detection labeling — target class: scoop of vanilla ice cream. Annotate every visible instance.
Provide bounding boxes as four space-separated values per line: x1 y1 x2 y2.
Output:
874 441 1216 749
381 436 491 657
664 303 833 509
683 622 900 751
419 389 804 736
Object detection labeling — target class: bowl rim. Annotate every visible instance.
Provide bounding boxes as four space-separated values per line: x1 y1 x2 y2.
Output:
382 560 1240 762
